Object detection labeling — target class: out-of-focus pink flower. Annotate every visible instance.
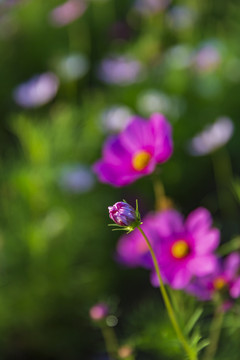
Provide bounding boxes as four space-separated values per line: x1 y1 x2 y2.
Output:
116 207 220 290
192 44 221 72
89 303 109 321
93 113 173 187
49 0 86 27
150 208 220 289
188 117 234 156
116 212 160 268
134 0 171 14
13 72 59 108
186 253 240 302
98 56 143 86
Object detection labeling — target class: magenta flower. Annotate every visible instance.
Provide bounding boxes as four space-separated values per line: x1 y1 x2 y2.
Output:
116 207 220 289
93 113 173 187
89 303 109 321
186 253 240 301
151 208 220 289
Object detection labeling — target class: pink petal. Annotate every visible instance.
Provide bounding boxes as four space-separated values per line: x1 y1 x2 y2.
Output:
150 113 173 163
188 255 218 276
224 252 240 277
186 207 212 235
93 161 138 187
120 117 154 153
103 135 131 165
154 209 184 238
230 278 240 298
193 229 220 255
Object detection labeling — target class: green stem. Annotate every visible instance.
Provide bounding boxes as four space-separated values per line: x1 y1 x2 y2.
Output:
100 325 118 360
203 306 224 360
137 226 197 360
152 176 173 211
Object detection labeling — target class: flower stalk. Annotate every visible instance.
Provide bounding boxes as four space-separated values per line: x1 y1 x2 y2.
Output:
137 226 197 360
203 304 224 360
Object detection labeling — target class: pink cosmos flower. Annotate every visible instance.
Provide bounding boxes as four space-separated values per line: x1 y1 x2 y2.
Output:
151 208 220 289
186 252 240 301
93 113 173 187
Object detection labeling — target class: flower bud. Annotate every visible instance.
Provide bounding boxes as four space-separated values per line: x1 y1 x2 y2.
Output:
108 202 137 226
89 303 109 321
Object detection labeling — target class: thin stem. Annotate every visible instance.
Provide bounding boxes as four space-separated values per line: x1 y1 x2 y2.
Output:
137 226 197 360
203 307 224 360
100 325 119 360
152 177 173 211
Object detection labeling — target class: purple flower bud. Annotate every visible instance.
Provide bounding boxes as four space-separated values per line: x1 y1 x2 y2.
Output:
89 303 108 321
108 202 137 227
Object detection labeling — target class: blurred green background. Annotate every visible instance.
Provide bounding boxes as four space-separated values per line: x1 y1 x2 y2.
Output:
1 0 240 359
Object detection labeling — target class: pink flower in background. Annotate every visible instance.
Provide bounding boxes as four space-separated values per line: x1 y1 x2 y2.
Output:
188 117 234 156
89 303 109 321
98 56 143 86
186 253 240 301
116 212 160 269
93 113 173 187
13 72 59 108
49 0 86 27
151 208 220 289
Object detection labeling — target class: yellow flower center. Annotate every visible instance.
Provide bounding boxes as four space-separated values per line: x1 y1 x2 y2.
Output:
132 151 151 171
171 240 189 259
213 277 227 290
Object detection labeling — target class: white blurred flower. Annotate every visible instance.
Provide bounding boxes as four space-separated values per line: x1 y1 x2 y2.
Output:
137 90 185 120
59 165 95 193
13 72 59 108
101 105 132 133
137 90 171 116
49 0 86 27
57 53 89 81
188 117 234 156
